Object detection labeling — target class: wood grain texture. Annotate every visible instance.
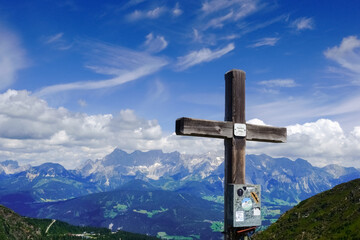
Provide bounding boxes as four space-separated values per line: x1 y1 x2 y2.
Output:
225 69 246 123
176 117 233 138
176 118 286 143
224 70 247 239
246 124 287 143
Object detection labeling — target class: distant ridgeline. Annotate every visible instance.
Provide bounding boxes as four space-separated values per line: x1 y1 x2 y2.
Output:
0 204 159 240
253 178 360 239
0 149 360 239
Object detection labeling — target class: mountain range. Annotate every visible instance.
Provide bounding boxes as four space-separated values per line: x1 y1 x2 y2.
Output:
1 148 359 239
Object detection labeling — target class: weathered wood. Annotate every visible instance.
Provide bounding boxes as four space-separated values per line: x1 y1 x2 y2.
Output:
246 124 287 143
175 69 287 240
224 69 246 185
176 118 233 138
224 70 246 240
176 117 287 143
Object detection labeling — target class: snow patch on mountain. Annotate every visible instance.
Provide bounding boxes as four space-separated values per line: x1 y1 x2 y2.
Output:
76 149 224 188
26 172 39 181
0 160 30 174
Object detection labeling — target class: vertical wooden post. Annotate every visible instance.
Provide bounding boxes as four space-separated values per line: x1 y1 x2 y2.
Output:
175 68 287 240
224 69 246 240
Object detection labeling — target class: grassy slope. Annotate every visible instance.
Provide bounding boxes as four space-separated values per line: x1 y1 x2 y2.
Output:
253 178 360 240
0 204 159 240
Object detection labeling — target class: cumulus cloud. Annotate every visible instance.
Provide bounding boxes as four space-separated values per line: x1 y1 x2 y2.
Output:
290 17 314 31
0 26 28 90
324 35 360 75
35 41 167 96
170 118 360 168
176 43 235 70
247 119 360 167
1 91 360 168
249 37 280 48
0 90 167 168
143 33 168 53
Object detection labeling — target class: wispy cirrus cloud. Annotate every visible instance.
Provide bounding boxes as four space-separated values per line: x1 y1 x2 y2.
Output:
176 43 235 70
239 14 288 35
201 0 259 19
201 0 260 29
249 37 280 48
258 78 298 88
0 26 28 90
43 32 72 50
290 17 314 31
127 6 166 21
143 33 168 53
35 41 168 96
324 35 360 75
204 11 234 29
44 32 64 43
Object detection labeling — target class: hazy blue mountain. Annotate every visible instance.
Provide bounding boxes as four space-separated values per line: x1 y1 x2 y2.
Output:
28 179 223 240
0 161 100 214
1 149 360 237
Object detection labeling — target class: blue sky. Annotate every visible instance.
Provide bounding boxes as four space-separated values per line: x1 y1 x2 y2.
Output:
1 0 360 168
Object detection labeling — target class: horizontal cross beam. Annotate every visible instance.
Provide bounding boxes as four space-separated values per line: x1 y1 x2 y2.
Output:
176 117 287 143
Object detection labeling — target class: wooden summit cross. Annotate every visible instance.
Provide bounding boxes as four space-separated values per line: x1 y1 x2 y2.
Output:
175 69 287 239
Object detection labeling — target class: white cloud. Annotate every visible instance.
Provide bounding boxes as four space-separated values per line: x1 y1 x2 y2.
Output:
168 117 360 168
201 0 260 29
143 33 168 53
127 7 166 21
247 119 360 167
249 37 280 48
43 32 72 50
202 0 258 18
172 2 182 17
324 35 360 75
192 28 202 42
0 90 166 168
35 41 167 96
0 26 28 90
176 43 235 70
239 14 289 35
78 99 87 107
2 91 360 168
258 78 297 88
204 11 234 29
291 17 314 31
44 32 64 44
